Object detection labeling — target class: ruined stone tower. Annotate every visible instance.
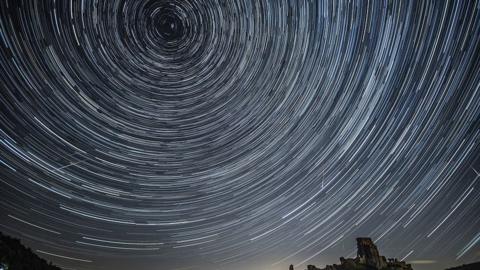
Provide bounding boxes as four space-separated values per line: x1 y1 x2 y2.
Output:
356 238 387 269
290 237 412 270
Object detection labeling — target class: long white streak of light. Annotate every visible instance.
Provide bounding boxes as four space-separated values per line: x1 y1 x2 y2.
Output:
8 215 61 235
36 250 92 263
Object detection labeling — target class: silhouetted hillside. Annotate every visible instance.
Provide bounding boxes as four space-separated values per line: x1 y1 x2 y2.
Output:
446 262 480 270
0 232 61 270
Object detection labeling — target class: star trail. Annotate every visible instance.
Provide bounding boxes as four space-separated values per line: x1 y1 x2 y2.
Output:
1 1 480 270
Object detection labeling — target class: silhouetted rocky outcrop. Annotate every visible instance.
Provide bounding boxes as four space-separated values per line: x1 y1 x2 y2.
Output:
356 237 389 269
0 232 62 270
294 238 412 270
290 238 480 270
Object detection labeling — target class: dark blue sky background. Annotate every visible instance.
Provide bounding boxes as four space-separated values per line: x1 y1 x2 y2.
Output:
1 1 479 270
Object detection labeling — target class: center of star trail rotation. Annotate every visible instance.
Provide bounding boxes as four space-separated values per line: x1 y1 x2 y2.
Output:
0 1 480 270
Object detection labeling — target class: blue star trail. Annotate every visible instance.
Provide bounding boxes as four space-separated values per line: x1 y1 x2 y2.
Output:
0 1 479 270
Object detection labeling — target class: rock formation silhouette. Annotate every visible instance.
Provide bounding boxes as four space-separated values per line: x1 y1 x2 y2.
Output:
295 237 412 270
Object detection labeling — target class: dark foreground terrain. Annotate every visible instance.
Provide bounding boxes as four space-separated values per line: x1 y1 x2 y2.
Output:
1 232 478 270
288 238 479 270
292 238 412 270
445 262 480 270
0 232 61 270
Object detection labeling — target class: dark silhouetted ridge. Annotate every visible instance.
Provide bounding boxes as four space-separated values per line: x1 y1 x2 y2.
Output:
0 232 62 270
446 262 480 270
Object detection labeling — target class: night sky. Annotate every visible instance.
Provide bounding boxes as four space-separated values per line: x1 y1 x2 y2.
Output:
1 1 480 270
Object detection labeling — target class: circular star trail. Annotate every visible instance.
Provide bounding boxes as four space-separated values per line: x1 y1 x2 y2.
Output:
1 1 480 270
